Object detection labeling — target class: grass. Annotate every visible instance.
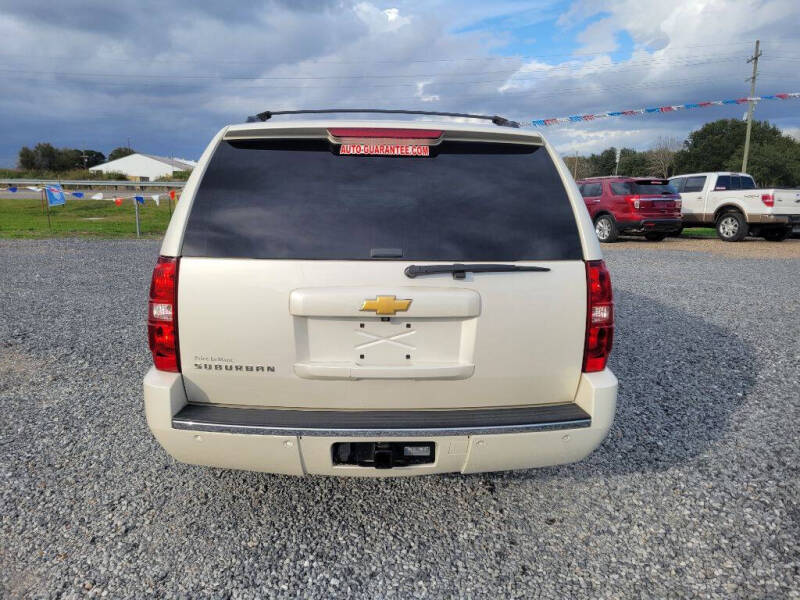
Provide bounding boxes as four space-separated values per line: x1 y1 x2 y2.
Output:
0 197 173 238
680 227 718 239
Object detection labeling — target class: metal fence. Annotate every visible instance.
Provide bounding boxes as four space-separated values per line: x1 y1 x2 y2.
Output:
0 179 185 188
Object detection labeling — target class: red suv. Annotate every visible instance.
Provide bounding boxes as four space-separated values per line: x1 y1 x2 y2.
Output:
577 177 682 242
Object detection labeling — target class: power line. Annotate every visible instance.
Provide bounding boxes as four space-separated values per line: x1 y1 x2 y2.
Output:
0 54 749 82
0 56 753 94
0 40 760 67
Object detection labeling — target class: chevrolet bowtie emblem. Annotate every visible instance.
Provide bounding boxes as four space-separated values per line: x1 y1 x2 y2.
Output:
360 295 412 316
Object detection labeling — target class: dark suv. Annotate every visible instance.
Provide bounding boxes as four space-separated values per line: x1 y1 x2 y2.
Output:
577 176 682 242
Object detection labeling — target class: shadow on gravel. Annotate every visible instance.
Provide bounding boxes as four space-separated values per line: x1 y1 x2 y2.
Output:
202 288 757 497
497 288 757 481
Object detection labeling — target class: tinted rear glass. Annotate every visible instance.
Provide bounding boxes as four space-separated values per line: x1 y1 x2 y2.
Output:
182 139 582 261
610 182 634 195
580 182 603 196
670 178 685 192
632 181 677 194
715 175 731 190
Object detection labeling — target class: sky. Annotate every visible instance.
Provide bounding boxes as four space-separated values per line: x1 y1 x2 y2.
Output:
1 0 799 167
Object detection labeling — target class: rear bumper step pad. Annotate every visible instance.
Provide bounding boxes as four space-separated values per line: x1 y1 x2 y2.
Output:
172 403 591 437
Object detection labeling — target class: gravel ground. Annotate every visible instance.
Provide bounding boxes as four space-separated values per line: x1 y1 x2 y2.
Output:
610 234 800 259
1 238 799 599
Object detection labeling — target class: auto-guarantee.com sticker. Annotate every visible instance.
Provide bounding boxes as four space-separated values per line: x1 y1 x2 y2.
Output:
339 143 430 156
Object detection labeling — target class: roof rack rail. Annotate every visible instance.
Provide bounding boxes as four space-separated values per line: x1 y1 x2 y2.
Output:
245 108 520 128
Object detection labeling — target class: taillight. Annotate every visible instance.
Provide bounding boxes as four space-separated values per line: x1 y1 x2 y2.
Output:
625 195 641 210
761 193 774 207
583 260 614 373
148 256 180 372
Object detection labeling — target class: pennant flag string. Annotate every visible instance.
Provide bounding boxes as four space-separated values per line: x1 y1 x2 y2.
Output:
530 91 800 127
1 185 179 206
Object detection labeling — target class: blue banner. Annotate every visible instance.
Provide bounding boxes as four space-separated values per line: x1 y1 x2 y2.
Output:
46 184 66 206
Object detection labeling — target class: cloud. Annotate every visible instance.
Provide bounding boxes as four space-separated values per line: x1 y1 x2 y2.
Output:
353 3 411 33
782 127 800 142
575 17 619 54
0 0 798 166
415 81 440 102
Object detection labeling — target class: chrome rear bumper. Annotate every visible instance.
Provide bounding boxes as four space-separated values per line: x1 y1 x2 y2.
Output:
144 367 617 476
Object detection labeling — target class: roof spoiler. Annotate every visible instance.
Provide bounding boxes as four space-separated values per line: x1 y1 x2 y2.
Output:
245 109 520 129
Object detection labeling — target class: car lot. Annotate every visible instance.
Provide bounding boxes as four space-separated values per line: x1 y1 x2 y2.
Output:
1 238 798 599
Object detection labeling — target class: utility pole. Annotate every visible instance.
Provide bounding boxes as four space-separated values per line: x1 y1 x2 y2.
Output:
742 39 761 174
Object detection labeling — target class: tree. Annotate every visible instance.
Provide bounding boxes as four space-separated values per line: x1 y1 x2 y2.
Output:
673 118 800 185
673 119 789 174
585 147 618 177
17 144 107 171
563 155 591 179
724 140 800 187
18 146 35 169
30 143 58 171
647 136 681 178
82 150 106 168
108 146 135 161
618 148 649 176
54 148 83 171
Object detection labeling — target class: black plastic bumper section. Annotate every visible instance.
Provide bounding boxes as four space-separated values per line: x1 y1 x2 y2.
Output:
172 403 592 437
617 218 682 232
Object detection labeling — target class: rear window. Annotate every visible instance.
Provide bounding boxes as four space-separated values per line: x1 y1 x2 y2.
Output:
181 138 582 261
632 180 677 195
670 178 685 192
610 182 634 195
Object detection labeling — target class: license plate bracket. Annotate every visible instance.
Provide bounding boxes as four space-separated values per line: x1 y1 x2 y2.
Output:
332 441 436 468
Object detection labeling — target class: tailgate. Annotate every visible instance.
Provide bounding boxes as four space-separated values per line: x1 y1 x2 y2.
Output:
771 189 800 214
635 194 679 217
178 259 586 410
176 127 588 411
632 179 680 217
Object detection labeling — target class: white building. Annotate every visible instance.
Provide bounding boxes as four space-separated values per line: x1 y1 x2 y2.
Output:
89 153 197 181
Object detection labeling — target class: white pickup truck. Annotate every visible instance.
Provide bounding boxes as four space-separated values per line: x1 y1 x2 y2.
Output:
669 172 800 241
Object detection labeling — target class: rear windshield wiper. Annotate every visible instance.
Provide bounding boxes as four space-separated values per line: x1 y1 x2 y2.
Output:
404 263 550 279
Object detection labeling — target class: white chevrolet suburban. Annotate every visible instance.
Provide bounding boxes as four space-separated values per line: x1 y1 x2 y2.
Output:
669 172 800 241
143 110 617 477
